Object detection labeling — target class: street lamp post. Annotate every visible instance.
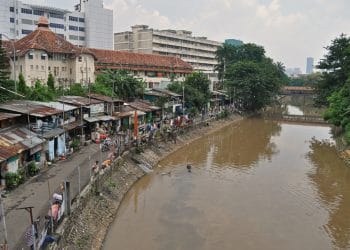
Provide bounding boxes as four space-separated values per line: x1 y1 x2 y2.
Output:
0 33 17 92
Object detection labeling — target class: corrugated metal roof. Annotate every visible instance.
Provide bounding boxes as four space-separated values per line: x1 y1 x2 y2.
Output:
127 101 161 112
0 100 62 117
118 110 146 118
88 94 124 103
0 127 44 156
0 147 18 162
84 115 116 123
32 101 78 112
0 112 21 121
58 96 103 106
41 128 65 139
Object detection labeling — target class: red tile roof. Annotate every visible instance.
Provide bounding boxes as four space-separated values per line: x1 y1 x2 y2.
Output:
90 48 193 74
2 21 95 58
13 28 78 56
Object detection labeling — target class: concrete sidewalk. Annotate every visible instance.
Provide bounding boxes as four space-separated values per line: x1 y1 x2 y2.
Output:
0 142 109 249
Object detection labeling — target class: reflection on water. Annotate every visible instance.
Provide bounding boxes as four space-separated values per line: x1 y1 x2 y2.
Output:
287 105 304 115
103 118 350 250
307 139 350 249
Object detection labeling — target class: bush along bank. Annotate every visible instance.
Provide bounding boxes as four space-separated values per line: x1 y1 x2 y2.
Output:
51 113 242 250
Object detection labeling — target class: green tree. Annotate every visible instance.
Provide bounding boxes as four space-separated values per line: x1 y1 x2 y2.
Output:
315 34 350 105
216 43 265 80
168 72 211 113
18 73 28 94
0 39 10 85
97 69 145 100
65 83 87 96
324 78 350 143
0 80 16 103
225 59 283 112
47 72 55 90
28 80 55 101
288 72 322 87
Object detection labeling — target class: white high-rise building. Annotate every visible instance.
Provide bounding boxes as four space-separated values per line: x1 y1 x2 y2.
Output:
0 0 113 49
115 25 222 74
306 57 314 74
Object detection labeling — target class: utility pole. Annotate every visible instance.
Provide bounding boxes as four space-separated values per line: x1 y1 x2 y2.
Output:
17 206 36 250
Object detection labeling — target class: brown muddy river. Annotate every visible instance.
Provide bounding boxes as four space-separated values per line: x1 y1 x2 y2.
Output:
103 118 350 250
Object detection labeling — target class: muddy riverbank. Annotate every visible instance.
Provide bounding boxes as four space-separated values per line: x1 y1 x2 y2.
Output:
54 114 242 249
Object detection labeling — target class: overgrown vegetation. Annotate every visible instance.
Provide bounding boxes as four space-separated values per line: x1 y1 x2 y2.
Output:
27 161 40 177
316 34 350 144
0 67 146 103
168 72 211 114
315 34 350 106
5 170 25 190
216 43 287 112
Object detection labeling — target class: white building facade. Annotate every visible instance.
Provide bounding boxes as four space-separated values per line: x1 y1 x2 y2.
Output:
114 25 222 78
0 0 113 49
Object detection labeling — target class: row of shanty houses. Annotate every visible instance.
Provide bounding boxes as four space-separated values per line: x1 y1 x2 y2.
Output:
0 94 168 187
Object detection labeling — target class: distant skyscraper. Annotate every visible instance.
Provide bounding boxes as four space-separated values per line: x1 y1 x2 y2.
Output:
225 39 243 47
306 57 314 74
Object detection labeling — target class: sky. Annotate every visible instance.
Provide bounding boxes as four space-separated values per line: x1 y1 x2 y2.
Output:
27 0 350 73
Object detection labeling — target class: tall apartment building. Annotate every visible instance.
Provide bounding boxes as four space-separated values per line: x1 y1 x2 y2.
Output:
0 0 113 49
114 25 222 76
306 57 314 74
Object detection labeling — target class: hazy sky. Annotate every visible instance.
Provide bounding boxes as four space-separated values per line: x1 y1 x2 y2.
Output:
28 0 350 73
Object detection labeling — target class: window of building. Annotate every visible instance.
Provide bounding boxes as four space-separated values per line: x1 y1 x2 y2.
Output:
30 65 33 70
33 9 44 16
78 27 85 32
21 19 33 25
10 7 14 12
10 18 14 23
22 29 32 35
69 16 78 22
70 68 72 74
79 17 85 23
49 23 64 29
78 56 82 62
48 66 51 71
49 12 64 19
79 36 85 41
21 8 33 14
69 25 78 31
69 35 79 40
57 34 64 38
41 53 46 60
28 53 34 59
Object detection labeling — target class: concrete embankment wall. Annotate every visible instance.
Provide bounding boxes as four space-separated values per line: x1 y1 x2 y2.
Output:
53 114 242 249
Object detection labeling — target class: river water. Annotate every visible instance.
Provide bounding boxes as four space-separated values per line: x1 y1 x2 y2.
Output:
103 110 350 250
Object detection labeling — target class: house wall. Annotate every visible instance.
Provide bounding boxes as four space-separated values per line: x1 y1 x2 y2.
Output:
13 51 95 87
